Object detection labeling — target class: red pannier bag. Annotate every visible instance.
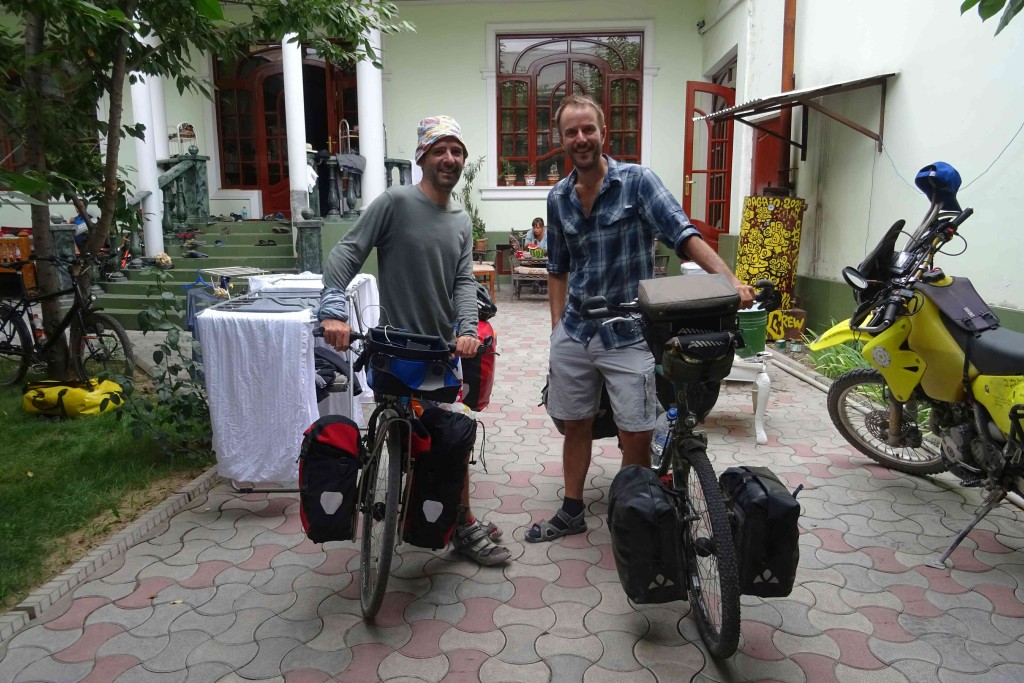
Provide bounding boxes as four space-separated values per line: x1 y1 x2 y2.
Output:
298 415 361 543
461 319 497 411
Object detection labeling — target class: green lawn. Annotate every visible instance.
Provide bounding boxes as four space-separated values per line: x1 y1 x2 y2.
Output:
0 385 212 610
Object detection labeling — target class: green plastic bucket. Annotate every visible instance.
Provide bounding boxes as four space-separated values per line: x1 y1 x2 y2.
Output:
736 308 768 358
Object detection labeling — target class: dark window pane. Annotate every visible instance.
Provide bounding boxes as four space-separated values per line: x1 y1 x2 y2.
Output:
269 166 280 184
625 80 639 104
225 167 240 186
610 110 623 130
501 110 513 131
515 110 527 132
242 165 257 186
515 81 528 106
537 62 565 105
624 132 637 156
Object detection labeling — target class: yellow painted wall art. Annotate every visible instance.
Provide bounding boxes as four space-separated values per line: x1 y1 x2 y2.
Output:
736 195 807 340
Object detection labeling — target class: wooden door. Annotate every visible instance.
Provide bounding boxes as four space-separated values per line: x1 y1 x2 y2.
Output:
683 82 735 253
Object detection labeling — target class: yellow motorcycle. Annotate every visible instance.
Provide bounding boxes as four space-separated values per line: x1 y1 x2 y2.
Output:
809 162 1024 567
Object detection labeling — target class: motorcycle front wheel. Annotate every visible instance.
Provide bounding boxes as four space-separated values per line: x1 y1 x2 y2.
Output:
826 368 947 475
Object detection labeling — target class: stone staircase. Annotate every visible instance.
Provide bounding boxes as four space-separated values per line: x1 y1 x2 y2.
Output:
99 220 300 330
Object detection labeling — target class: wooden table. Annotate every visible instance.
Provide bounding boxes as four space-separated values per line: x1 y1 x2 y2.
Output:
472 263 496 300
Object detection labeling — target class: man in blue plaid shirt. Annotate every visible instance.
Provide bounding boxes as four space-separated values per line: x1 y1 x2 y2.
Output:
527 94 754 543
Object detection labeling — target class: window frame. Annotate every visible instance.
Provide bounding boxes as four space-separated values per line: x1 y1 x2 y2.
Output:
481 20 656 201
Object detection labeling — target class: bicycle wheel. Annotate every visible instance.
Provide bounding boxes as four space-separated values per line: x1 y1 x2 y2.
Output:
827 368 947 475
672 439 740 658
359 410 403 619
0 304 31 386
70 312 135 381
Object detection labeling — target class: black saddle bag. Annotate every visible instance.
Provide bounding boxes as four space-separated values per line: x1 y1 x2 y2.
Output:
608 465 688 604
720 466 801 597
403 407 476 549
298 415 362 543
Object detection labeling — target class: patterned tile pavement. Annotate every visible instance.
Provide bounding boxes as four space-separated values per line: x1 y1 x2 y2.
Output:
3 297 1024 682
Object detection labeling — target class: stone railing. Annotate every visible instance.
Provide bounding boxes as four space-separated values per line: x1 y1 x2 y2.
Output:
157 150 210 234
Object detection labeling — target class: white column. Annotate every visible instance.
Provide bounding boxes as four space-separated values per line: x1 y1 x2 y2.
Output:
356 28 386 207
144 35 170 161
282 33 309 220
129 75 163 256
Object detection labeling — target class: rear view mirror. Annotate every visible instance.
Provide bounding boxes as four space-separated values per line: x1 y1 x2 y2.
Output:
842 266 870 291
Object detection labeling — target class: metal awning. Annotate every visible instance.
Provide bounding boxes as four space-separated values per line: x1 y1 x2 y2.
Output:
695 73 897 159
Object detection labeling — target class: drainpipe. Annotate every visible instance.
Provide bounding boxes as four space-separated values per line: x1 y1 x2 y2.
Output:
778 0 797 189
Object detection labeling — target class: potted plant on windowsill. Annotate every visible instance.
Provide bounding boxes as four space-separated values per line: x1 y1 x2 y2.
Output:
501 158 516 186
547 163 560 185
524 163 537 186
459 156 488 251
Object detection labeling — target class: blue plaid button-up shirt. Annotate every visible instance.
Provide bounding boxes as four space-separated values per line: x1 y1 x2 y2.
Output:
547 155 701 349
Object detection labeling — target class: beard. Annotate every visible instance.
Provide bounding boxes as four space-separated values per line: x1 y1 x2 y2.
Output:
426 163 463 191
569 143 601 171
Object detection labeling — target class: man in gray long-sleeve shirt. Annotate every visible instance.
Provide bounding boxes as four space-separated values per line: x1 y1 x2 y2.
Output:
318 115 509 566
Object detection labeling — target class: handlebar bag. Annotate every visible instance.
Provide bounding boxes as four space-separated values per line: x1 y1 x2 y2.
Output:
661 331 737 385
22 379 124 419
364 327 461 403
608 465 688 604
403 407 475 549
298 415 362 543
719 466 800 598
638 274 740 321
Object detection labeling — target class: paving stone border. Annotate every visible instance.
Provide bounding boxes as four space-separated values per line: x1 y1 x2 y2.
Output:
0 465 222 646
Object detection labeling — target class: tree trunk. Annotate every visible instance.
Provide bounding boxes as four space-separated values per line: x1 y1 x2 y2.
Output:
85 4 136 261
24 12 71 379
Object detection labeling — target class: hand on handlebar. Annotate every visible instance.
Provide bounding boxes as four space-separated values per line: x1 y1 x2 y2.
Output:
454 334 482 359
735 282 756 309
319 319 353 351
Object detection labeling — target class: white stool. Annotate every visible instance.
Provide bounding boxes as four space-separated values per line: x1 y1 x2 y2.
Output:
725 351 772 445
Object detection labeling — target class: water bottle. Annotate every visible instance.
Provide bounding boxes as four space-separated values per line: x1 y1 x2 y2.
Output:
650 407 678 467
240 205 248 220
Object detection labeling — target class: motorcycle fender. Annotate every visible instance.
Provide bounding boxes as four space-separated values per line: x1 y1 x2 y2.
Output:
972 375 1024 436
807 319 872 351
862 318 925 403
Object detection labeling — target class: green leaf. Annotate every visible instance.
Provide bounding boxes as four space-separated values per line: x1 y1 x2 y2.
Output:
996 0 1023 32
979 0 1007 20
153 349 165 365
961 0 983 12
191 0 226 21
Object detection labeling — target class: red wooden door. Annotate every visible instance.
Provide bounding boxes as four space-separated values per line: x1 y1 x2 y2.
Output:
683 82 735 253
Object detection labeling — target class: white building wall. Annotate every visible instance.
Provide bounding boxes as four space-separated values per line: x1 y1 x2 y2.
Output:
702 0 1024 311
387 0 706 233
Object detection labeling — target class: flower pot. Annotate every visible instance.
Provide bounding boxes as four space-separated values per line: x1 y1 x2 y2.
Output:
524 174 537 186
474 238 488 252
547 175 560 185
504 174 517 186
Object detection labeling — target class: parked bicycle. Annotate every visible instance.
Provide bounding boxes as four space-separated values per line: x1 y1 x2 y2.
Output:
580 276 778 659
314 325 491 619
0 254 135 385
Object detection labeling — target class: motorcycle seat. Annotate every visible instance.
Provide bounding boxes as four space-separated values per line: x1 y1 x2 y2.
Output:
946 322 1024 376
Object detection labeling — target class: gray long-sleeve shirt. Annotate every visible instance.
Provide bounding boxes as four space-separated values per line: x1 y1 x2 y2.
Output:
318 184 478 341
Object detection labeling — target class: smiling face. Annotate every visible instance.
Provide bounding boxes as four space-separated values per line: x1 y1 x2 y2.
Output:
418 137 466 194
558 104 605 173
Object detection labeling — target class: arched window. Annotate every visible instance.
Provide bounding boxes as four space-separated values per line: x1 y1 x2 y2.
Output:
496 32 642 185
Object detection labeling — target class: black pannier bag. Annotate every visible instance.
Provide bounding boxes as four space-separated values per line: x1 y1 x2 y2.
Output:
607 465 688 604
298 415 362 543
403 407 477 549
719 466 801 597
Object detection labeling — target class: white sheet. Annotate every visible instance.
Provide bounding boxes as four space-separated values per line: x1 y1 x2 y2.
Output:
198 308 318 483
198 274 381 482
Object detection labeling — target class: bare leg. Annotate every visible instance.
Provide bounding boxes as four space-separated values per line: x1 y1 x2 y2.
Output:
619 429 653 468
562 417 596 499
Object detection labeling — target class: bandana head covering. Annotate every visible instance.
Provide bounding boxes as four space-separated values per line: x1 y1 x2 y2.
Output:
414 115 468 163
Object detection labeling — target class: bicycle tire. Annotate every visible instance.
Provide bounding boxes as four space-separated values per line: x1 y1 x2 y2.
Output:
359 410 403 619
673 440 741 658
0 304 31 386
70 312 135 381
